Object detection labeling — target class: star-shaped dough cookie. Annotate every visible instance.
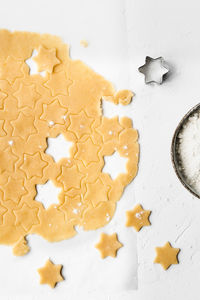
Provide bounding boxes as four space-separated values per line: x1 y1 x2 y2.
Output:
34 46 60 73
11 112 37 140
3 176 27 203
68 110 93 139
96 116 123 142
13 203 39 232
95 232 123 258
41 99 67 124
13 83 40 109
38 259 64 288
84 178 109 207
0 56 23 83
20 152 47 179
56 164 84 191
154 242 180 270
59 195 86 222
126 204 151 232
44 71 73 96
75 137 100 166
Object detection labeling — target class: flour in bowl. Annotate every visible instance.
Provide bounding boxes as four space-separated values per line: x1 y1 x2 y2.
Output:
178 112 200 194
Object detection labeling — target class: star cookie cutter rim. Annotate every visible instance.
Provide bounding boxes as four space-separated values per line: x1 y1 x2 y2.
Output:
138 56 169 84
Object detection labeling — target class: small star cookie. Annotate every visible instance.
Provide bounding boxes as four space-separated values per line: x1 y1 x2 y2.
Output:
34 46 60 73
126 204 151 232
38 259 64 288
154 242 180 270
95 232 123 258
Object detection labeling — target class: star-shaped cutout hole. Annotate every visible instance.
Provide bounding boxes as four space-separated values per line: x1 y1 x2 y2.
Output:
45 134 73 163
126 204 151 232
35 180 61 209
138 56 169 84
95 232 123 258
38 259 64 288
102 151 128 180
25 49 46 77
154 242 180 270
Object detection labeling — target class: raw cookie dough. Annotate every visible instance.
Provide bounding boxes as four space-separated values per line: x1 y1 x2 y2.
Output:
126 204 151 232
38 259 64 288
0 30 139 255
154 242 180 270
12 237 30 256
95 232 123 258
80 40 89 48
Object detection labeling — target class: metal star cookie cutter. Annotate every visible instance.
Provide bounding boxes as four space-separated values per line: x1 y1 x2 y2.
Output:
138 56 169 84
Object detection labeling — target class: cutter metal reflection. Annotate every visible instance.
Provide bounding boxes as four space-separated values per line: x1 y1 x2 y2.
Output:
138 56 169 84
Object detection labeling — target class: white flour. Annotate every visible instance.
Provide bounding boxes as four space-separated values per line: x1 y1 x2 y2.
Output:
178 113 200 194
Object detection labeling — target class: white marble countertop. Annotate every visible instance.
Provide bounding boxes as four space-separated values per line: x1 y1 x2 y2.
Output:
0 0 200 299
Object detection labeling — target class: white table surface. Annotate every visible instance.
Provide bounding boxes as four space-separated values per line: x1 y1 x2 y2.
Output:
0 0 200 299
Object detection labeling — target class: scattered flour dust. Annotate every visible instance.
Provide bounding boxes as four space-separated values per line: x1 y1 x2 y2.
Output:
135 212 142 219
178 113 200 194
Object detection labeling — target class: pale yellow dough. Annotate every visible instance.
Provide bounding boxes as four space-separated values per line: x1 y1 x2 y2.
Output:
126 204 151 232
38 259 64 288
154 242 180 270
95 232 123 258
0 30 139 255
